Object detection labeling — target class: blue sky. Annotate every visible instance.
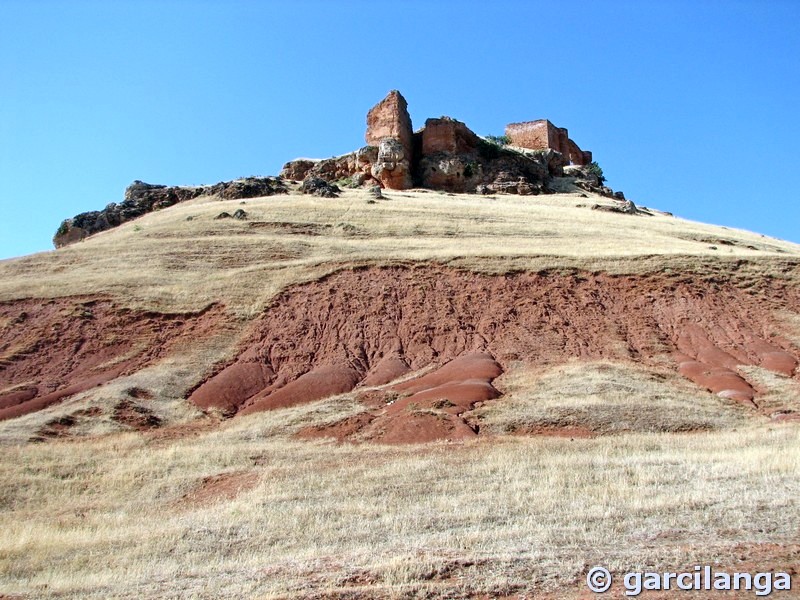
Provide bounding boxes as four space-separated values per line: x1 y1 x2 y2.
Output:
1 0 798 259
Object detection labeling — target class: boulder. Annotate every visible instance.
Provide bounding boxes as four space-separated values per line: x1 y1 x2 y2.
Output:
592 199 647 216
371 139 412 190
301 177 340 198
280 159 315 181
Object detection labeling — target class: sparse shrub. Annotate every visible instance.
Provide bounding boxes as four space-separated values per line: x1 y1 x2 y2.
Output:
336 176 354 188
463 162 479 178
477 139 501 160
485 134 511 146
587 161 606 183
55 220 70 237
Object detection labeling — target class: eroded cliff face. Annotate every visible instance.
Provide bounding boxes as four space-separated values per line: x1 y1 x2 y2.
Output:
2 264 798 441
0 298 224 421
184 266 800 442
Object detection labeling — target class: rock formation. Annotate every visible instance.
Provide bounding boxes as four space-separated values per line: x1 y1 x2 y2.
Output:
300 177 340 198
371 138 413 190
364 90 414 189
54 177 287 247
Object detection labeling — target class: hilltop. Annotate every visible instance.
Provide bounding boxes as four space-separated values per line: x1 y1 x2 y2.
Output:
53 90 620 248
0 92 799 599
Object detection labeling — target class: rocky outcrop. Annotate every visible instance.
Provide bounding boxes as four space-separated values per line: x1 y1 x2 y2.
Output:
300 177 340 198
54 177 287 248
371 139 413 190
208 177 287 200
566 164 624 199
281 146 378 185
55 91 611 249
363 90 415 190
280 160 316 181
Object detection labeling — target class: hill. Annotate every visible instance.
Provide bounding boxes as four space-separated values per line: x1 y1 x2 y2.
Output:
0 93 799 599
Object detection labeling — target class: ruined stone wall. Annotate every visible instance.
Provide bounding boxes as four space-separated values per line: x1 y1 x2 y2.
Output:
555 126 570 160
365 90 413 160
506 119 590 166
505 120 556 152
421 117 480 155
567 138 592 166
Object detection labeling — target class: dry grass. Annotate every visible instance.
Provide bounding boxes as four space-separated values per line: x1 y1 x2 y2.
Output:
0 394 797 598
1 187 798 315
473 361 756 435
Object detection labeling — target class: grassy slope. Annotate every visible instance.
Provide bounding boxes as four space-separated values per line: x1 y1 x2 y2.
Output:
1 186 799 599
1 185 798 315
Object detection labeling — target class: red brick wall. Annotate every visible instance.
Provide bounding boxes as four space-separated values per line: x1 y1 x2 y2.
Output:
505 120 556 151
506 120 591 166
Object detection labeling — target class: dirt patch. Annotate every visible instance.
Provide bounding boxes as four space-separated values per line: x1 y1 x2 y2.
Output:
190 266 799 439
512 424 596 438
248 221 332 235
112 399 161 430
31 407 103 441
298 413 377 442
239 364 361 415
178 470 259 507
0 298 225 421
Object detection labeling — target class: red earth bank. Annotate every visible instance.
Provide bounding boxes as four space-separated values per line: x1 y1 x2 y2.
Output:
0 298 223 421
188 266 799 442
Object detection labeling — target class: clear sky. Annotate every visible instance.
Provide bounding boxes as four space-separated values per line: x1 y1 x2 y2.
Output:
1 0 798 259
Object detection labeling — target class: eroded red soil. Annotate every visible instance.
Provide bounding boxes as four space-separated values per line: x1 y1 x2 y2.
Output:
3 266 798 439
0 298 223 421
177 470 259 507
187 266 800 442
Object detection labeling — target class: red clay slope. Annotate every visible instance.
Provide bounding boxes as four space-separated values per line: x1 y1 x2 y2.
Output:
0 298 222 420
190 266 800 437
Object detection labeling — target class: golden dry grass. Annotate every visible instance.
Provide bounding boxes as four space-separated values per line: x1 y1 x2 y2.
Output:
473 361 757 435
0 395 798 598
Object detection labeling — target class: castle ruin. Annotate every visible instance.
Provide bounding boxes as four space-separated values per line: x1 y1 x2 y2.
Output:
505 120 592 166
